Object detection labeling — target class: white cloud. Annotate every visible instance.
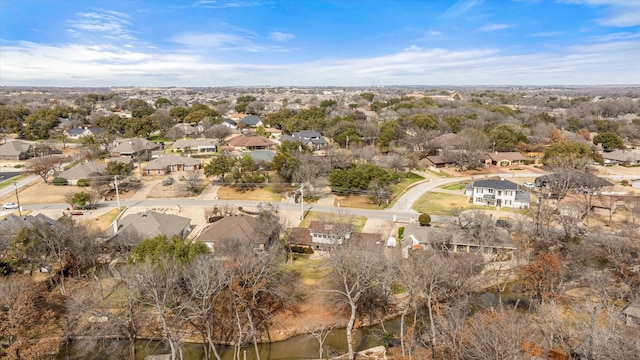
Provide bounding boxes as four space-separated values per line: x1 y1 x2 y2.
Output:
268 32 294 41
441 0 482 19
67 11 135 41
528 31 564 37
478 23 514 32
1 34 639 86
193 1 261 9
562 0 640 26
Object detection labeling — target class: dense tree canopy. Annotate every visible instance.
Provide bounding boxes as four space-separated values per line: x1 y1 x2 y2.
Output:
542 141 604 166
593 131 625 151
329 163 398 194
130 235 209 264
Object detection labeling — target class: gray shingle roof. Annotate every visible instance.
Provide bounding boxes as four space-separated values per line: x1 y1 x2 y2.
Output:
57 161 107 180
107 210 191 239
405 223 516 250
472 179 519 190
0 140 31 156
144 155 201 170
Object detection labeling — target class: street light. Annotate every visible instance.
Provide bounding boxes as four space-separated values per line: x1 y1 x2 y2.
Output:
300 183 304 220
14 182 22 216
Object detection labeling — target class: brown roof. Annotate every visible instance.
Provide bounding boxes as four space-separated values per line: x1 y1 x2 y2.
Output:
227 136 275 148
308 221 353 235
485 152 528 162
420 155 451 166
195 215 269 245
350 232 383 244
288 227 313 245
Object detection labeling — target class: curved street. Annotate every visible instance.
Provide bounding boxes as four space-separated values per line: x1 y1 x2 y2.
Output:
10 170 548 225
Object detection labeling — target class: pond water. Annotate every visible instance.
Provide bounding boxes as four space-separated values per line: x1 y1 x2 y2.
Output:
59 285 523 359
59 317 403 360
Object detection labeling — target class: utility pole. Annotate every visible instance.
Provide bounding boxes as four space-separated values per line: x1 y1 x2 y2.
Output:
114 176 121 211
300 183 304 220
14 182 22 217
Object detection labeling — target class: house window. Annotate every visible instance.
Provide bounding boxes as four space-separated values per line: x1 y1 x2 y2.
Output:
476 197 482 202
488 189 494 194
505 190 512 196
504 200 512 206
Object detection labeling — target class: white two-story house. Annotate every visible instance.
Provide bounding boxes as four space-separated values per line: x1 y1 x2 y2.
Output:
465 179 531 209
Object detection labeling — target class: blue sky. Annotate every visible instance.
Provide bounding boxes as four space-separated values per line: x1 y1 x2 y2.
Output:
1 0 639 86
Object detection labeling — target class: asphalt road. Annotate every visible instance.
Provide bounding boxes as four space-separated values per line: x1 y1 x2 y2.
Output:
19 172 546 224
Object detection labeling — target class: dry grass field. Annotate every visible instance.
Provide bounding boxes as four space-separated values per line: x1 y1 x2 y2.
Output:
217 185 284 202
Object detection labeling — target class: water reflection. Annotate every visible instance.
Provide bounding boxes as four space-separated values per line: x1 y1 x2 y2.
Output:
59 318 402 360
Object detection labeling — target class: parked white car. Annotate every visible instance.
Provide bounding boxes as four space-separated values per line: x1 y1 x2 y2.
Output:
523 182 535 189
2 202 19 210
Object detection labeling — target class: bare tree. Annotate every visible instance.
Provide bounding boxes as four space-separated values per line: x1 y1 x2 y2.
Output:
401 251 481 359
0 275 60 360
66 281 141 360
126 258 185 360
443 128 489 171
180 170 205 196
206 124 232 143
325 241 389 360
305 323 338 360
25 154 68 183
166 126 185 141
462 307 539 360
292 154 330 197
181 255 229 360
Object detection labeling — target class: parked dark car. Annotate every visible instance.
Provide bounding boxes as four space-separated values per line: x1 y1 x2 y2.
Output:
495 219 512 229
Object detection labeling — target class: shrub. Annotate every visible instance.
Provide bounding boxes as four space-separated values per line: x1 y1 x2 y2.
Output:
52 177 68 186
419 213 431 226
162 177 174 186
398 226 405 239
77 178 89 187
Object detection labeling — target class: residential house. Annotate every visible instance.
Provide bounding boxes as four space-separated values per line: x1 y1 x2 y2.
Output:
466 178 531 208
56 161 107 185
143 155 202 175
227 135 277 151
287 221 352 251
0 214 55 233
110 138 160 159
602 149 640 166
280 130 327 151
535 171 613 198
222 118 238 129
172 139 218 154
420 155 454 169
63 127 104 140
0 140 32 160
105 210 192 240
403 223 516 260
556 193 618 219
485 152 529 167
263 127 283 140
193 214 272 253
239 115 263 128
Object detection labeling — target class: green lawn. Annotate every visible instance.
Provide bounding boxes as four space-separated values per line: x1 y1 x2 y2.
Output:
0 174 28 189
299 211 367 232
283 255 325 280
441 182 467 191
412 192 487 215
